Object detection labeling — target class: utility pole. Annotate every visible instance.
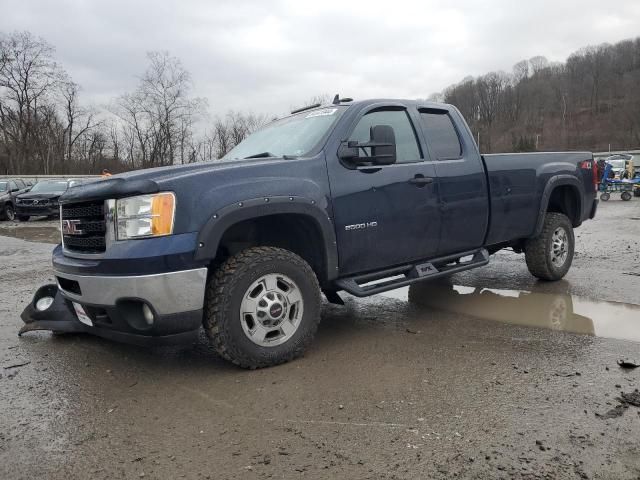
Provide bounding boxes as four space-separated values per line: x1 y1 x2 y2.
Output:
536 134 541 150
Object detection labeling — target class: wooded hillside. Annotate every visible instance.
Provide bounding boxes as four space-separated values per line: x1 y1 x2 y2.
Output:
436 38 640 153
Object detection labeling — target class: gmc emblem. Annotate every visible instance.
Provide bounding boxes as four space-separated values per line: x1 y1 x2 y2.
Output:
62 219 84 235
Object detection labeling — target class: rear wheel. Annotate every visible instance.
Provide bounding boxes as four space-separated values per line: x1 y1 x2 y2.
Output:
203 246 321 369
621 191 632 201
2 204 15 221
525 212 574 281
600 192 610 201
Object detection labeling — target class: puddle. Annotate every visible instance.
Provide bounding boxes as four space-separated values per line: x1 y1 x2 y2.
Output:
0 226 60 244
382 282 640 343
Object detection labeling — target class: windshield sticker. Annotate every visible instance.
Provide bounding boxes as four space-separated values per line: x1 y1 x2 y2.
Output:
306 108 337 118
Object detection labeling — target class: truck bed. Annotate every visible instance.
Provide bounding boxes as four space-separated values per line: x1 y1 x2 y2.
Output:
483 152 595 246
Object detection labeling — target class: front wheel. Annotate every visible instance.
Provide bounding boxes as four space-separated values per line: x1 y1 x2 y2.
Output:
621 191 632 201
525 212 574 281
204 247 321 369
2 204 15 221
600 192 610 201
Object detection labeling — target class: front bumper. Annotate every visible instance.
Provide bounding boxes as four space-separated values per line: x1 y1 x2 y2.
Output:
54 268 207 315
20 267 207 345
15 204 59 216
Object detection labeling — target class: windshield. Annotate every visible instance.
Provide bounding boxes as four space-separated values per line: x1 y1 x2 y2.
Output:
222 106 346 161
30 181 68 193
608 160 626 169
0 182 7 192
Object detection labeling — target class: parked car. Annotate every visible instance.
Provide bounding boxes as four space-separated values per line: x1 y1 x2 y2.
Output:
0 178 31 221
14 179 69 221
21 98 598 369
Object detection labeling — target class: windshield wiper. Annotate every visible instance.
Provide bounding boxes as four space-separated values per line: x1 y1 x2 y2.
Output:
243 152 298 160
244 152 277 159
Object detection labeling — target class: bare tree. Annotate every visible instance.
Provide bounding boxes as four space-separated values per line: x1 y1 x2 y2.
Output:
512 60 529 82
112 51 205 168
529 56 549 75
0 31 64 173
60 80 100 171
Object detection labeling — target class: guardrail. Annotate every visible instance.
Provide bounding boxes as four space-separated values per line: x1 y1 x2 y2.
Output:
1 174 101 182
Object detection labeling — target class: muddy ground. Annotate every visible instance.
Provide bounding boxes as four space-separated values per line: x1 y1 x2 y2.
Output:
1 199 640 480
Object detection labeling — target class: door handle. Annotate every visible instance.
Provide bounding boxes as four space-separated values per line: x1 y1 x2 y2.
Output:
408 175 434 186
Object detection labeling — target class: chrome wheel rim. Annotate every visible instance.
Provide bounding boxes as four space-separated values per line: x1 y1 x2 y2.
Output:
239 273 303 347
550 227 569 267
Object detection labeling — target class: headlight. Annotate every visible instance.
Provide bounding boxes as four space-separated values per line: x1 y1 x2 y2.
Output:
116 192 176 240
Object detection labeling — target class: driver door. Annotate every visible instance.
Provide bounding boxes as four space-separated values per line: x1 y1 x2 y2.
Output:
327 105 441 276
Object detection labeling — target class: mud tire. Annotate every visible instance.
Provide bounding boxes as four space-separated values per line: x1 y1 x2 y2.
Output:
525 213 574 281
203 247 321 369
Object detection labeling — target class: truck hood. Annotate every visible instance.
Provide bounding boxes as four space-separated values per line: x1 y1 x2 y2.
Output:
17 192 64 201
60 158 293 204
115 158 292 184
59 155 330 236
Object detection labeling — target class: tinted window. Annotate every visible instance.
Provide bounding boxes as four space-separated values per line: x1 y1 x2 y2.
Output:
349 109 421 164
15 179 25 188
420 111 462 160
9 181 18 191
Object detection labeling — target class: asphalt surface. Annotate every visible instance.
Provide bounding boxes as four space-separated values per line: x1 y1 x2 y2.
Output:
1 200 640 480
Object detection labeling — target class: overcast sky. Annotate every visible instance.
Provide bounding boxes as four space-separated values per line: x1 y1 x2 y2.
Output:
2 0 640 117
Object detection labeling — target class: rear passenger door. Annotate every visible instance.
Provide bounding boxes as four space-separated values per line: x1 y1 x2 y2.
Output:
418 108 489 256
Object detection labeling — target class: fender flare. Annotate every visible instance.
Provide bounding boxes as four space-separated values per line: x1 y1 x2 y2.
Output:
194 196 339 281
533 175 584 237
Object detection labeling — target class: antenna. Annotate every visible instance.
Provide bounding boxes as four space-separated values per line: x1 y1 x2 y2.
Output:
332 94 340 105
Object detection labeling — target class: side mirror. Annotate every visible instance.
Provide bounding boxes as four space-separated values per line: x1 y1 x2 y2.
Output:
338 124 397 166
368 125 396 165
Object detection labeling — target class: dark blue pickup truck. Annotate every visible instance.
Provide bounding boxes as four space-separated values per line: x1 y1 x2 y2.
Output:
21 98 598 368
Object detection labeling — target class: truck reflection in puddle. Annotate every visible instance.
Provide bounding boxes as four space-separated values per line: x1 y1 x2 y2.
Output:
382 282 640 343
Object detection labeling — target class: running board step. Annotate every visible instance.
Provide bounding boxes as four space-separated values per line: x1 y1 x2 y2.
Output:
335 248 489 297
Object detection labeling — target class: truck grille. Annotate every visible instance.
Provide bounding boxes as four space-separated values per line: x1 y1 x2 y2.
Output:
61 201 107 254
20 199 49 206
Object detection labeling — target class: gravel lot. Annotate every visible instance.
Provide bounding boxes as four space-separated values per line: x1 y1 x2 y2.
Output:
1 200 640 480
